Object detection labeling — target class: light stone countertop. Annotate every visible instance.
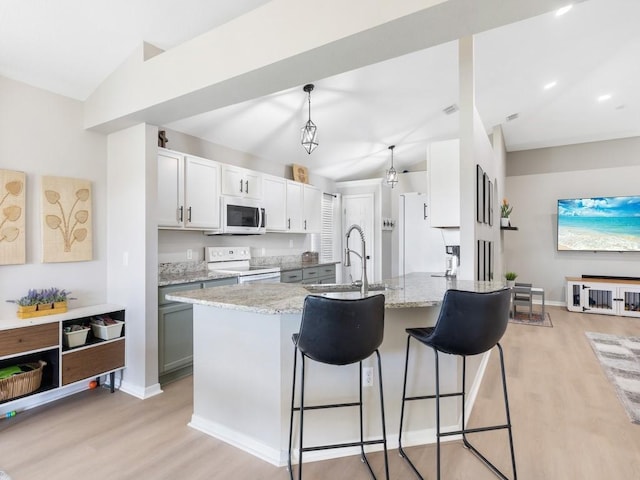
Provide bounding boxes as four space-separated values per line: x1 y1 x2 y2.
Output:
165 272 507 315
158 270 238 287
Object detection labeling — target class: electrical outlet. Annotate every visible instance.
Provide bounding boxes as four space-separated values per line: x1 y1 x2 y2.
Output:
186 248 193 260
363 367 373 387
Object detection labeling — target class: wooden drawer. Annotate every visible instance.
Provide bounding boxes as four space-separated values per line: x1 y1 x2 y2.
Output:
0 323 58 357
62 339 125 385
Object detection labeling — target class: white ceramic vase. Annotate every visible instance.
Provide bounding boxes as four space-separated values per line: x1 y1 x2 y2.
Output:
500 217 510 227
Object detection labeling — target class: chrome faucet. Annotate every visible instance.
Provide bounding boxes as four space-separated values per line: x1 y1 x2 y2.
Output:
344 224 368 295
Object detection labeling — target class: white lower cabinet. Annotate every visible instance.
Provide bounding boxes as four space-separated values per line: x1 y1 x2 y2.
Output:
566 277 640 318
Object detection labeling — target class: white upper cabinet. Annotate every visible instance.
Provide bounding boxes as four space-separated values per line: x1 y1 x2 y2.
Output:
285 181 321 233
183 155 221 229
303 183 321 233
158 150 184 228
221 164 262 199
262 174 287 231
157 149 221 230
286 180 304 232
427 139 460 227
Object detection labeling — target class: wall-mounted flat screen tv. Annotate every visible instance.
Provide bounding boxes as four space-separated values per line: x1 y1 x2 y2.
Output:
557 196 640 252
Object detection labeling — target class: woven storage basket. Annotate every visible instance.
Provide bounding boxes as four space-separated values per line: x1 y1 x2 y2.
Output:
0 360 46 402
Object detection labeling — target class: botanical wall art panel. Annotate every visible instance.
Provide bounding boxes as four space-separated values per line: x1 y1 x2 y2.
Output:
0 169 26 265
41 175 92 263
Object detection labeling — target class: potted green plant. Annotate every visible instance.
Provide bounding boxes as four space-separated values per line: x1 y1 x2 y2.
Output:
501 198 513 227
505 272 517 288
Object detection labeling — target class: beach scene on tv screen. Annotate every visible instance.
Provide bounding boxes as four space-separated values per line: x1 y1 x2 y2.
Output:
558 196 640 251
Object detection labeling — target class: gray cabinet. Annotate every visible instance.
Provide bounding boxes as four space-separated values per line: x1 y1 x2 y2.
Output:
281 264 336 284
317 264 336 284
281 269 303 283
158 277 237 384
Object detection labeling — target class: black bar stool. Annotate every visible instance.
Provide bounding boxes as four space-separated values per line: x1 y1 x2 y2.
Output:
398 288 517 480
288 294 389 480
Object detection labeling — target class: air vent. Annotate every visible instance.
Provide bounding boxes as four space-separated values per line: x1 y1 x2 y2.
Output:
506 113 519 122
442 104 459 115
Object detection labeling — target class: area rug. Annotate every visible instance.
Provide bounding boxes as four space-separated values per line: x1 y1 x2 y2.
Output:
586 332 640 424
509 311 553 327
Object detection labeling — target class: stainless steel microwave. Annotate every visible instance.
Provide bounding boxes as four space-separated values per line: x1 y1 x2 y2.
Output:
217 196 266 235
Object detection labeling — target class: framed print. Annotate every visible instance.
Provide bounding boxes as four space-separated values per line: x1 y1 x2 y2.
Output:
476 165 484 223
477 240 484 281
293 164 309 184
487 180 493 226
483 172 489 224
42 175 93 263
0 169 26 265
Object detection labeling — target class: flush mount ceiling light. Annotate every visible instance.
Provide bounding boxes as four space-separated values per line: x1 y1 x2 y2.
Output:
301 84 318 154
544 81 557 90
386 145 398 188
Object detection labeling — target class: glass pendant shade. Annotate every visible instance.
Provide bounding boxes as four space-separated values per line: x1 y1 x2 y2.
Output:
386 145 398 188
301 84 318 154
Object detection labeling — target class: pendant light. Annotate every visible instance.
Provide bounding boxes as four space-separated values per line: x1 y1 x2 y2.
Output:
386 145 398 188
301 84 318 154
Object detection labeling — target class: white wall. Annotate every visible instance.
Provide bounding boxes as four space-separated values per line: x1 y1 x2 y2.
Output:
107 124 161 398
0 75 108 307
505 137 640 304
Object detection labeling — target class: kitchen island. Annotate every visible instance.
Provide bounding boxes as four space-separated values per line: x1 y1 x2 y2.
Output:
167 273 505 467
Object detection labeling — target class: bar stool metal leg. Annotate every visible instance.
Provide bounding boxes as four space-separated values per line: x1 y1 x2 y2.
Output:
398 336 517 480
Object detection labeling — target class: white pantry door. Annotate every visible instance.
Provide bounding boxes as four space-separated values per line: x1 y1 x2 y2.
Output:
342 193 375 284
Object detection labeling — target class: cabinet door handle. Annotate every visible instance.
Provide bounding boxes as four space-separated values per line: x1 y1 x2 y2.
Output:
304 220 307 230
245 180 249 194
424 203 428 220
239 179 243 193
178 206 184 222
288 218 291 229
187 206 192 223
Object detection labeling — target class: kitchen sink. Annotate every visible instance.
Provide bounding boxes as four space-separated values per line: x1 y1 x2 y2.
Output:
304 283 388 293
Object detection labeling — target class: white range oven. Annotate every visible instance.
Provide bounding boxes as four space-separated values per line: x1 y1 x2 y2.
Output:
205 247 280 284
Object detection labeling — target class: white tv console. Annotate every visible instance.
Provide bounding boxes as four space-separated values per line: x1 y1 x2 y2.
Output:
566 276 640 318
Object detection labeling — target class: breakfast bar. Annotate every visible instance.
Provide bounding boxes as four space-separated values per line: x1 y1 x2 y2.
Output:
167 273 505 467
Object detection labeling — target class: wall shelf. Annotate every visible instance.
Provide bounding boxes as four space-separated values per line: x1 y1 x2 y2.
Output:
500 226 518 231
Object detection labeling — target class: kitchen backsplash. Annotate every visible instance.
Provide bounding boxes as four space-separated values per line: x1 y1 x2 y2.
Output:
158 229 316 263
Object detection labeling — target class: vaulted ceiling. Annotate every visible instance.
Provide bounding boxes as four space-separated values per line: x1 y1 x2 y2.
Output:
1 0 638 181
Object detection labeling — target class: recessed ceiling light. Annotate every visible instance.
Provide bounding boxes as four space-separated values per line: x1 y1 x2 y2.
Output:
544 81 557 90
556 4 573 16
598 94 612 102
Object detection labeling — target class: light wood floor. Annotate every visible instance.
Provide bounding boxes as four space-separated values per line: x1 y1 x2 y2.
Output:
2 306 640 479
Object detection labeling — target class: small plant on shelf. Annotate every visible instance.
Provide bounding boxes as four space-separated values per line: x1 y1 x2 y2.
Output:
8 287 73 317
501 199 513 218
